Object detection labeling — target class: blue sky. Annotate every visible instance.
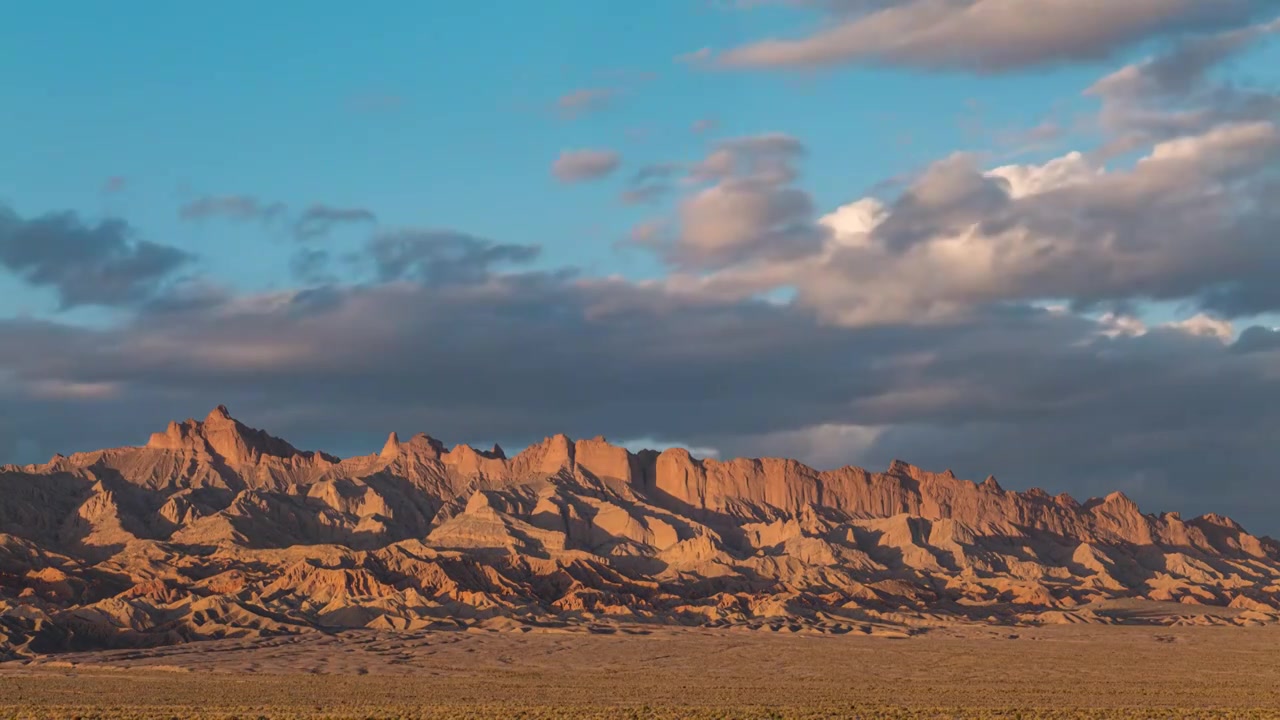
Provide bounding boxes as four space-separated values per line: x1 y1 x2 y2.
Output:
1 0 1106 310
4 1 1280 530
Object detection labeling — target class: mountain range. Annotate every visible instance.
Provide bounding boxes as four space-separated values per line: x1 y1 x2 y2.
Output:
2 406 1278 658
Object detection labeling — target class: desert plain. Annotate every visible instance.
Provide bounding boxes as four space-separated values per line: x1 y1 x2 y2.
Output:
4 620 1280 719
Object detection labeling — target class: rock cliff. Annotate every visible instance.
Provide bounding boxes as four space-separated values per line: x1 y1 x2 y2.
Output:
2 407 1277 657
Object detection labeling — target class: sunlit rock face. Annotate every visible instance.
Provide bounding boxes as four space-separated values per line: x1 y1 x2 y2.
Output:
2 406 1278 658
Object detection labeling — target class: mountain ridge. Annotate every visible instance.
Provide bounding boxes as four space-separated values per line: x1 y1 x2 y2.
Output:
2 406 1278 658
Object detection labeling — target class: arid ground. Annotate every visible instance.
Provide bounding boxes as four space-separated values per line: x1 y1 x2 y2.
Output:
3 623 1280 719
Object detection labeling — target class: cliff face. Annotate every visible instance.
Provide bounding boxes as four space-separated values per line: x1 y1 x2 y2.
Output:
2 407 1277 657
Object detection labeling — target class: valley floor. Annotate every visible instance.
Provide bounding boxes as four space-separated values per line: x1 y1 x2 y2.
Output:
2 623 1280 719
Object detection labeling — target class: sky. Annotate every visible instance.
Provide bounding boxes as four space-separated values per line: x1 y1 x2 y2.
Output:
3 1 1280 532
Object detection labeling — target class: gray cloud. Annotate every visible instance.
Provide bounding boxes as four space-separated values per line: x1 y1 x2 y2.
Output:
682 120 1280 325
367 230 541 284
620 163 684 206
0 205 192 309
691 134 806 185
1232 325 1280 354
1091 19 1279 101
3 271 1280 533
290 248 333 284
677 179 826 269
179 197 375 241
179 195 286 223
713 0 1269 73
552 149 621 183
293 204 377 241
1088 19 1280 154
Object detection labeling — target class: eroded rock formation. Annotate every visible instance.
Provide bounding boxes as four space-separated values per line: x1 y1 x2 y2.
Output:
2 407 1278 657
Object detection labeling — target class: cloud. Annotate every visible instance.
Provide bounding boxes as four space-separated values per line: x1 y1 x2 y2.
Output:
366 229 541 284
679 120 1280 325
180 197 375 241
1087 19 1280 153
179 195 286 223
619 163 684 205
5 273 1280 532
1233 325 1280 354
293 204 377 241
552 149 621 183
712 0 1269 73
290 248 333 284
691 133 806 184
636 134 829 270
557 88 617 119
676 180 825 269
0 204 192 309
1090 19 1280 101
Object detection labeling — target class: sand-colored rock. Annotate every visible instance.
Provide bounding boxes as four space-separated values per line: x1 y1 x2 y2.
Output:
1 406 1278 659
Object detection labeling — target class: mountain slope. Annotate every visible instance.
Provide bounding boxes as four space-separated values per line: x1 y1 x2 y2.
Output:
2 406 1277 657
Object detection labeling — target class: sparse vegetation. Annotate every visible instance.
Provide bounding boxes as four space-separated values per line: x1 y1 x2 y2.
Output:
3 625 1279 719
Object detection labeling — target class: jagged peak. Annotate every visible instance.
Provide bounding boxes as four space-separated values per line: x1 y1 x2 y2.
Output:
1104 490 1137 507
1194 513 1244 531
144 405 320 466
887 459 915 474
512 433 577 473
379 432 402 460
1083 491 1142 517
405 433 446 455
206 405 233 424
980 475 1002 492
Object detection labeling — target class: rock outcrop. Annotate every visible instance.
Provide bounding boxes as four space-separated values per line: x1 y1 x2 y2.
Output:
2 407 1278 658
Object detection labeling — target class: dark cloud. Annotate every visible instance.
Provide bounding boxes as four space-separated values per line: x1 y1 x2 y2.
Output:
290 248 334 284
293 204 377 241
712 0 1271 73
367 230 541 284
0 205 192 309
179 197 375 241
1086 19 1280 156
3 273 1280 532
619 163 683 206
179 195 286 223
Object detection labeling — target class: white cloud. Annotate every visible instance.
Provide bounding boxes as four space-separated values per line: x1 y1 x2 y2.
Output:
713 0 1263 73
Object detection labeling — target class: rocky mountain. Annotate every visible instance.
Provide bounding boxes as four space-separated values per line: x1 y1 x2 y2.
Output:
2 406 1278 658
